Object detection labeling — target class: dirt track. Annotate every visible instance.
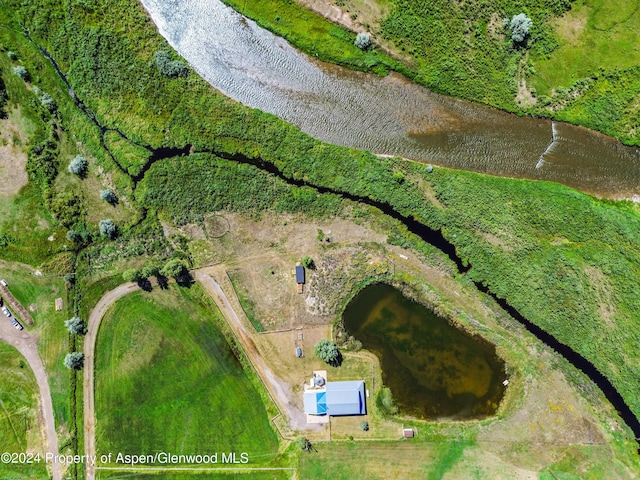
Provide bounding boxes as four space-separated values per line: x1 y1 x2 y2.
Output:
83 281 141 480
0 317 61 480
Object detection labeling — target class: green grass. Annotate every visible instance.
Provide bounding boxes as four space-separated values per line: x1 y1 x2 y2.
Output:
95 285 279 465
0 343 49 479
227 269 264 333
96 471 292 479
0 260 70 429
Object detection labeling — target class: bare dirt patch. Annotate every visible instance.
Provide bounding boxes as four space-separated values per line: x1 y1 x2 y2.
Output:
553 7 588 43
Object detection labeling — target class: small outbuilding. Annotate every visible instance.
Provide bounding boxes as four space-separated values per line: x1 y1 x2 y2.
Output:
403 428 415 438
295 265 305 284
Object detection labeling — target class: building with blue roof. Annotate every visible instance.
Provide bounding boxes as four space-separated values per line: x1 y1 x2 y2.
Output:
304 379 366 416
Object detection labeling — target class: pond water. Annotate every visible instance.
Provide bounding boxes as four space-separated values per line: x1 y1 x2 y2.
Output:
141 0 640 199
343 283 506 420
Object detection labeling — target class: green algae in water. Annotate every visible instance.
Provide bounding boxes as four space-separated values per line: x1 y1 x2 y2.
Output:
343 283 506 419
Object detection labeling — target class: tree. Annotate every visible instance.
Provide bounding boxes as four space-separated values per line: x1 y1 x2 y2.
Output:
510 13 532 43
122 268 143 283
64 352 84 370
160 258 187 278
141 263 160 278
301 256 315 269
68 155 88 177
100 189 118 205
7 51 17 60
65 316 87 335
99 219 117 239
354 32 371 50
296 437 312 452
314 339 342 367
66 230 81 242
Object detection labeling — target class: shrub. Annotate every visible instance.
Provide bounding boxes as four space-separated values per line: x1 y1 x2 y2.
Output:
141 263 160 278
7 51 17 60
360 421 369 431
354 32 371 50
63 352 84 370
68 155 88 177
65 316 87 335
314 339 342 366
510 14 532 43
153 50 188 78
100 188 118 204
39 92 56 112
13 65 29 81
99 219 117 239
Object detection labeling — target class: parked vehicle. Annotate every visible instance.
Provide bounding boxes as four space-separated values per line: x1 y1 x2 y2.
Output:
2 306 10 317
10 318 23 330
0 279 7 287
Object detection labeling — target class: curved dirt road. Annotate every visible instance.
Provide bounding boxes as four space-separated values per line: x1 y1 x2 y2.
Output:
0 320 61 480
83 281 140 480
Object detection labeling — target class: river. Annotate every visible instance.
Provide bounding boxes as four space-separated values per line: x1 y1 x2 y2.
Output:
140 0 640 199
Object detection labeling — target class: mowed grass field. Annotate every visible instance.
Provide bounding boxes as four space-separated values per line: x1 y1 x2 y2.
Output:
95 285 279 465
0 343 48 479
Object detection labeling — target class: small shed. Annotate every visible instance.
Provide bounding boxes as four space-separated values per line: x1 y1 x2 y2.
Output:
295 265 305 284
55 298 64 311
403 428 414 438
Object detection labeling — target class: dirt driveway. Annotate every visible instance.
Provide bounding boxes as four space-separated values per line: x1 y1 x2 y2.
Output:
0 319 61 480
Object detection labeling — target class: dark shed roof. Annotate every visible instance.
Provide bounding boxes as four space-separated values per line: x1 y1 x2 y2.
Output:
295 265 305 284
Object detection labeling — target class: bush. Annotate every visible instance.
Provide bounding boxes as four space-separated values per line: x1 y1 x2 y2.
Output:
7 51 17 60
68 155 88 177
39 92 56 112
154 50 188 78
13 65 29 81
354 32 371 50
510 14 533 43
100 188 118 204
63 352 84 370
66 230 81 242
65 316 86 335
314 339 342 367
360 421 369 431
99 219 117 239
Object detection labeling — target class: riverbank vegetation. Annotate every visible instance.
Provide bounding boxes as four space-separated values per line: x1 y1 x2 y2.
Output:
1 0 640 476
223 0 640 146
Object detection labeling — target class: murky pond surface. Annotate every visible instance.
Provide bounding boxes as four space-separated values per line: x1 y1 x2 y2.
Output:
343 283 506 419
141 0 640 198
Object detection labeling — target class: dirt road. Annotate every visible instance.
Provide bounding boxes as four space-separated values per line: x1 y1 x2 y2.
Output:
196 269 318 432
0 319 61 480
83 281 140 480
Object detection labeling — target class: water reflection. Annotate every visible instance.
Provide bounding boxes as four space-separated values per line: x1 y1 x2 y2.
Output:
141 0 640 198
343 283 506 419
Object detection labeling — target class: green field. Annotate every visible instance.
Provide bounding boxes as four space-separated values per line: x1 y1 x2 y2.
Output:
95 285 280 465
0 343 48 479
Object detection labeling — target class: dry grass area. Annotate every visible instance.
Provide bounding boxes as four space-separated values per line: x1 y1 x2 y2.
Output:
168 208 640 476
0 108 29 200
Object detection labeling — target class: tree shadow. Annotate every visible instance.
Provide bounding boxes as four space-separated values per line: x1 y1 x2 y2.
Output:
137 278 153 292
156 274 169 290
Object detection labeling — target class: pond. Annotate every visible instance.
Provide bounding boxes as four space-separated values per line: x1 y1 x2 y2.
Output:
343 283 506 420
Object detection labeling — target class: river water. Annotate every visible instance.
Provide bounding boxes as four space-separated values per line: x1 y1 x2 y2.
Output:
140 0 640 199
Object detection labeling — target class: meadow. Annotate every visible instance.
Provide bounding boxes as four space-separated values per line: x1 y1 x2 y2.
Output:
94 285 280 464
0 343 48 479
